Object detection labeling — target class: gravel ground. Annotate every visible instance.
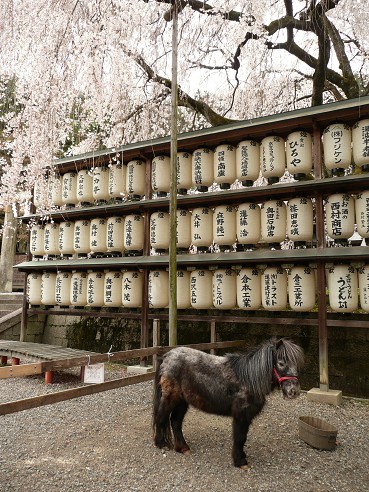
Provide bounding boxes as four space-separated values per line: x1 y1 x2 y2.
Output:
0 365 368 492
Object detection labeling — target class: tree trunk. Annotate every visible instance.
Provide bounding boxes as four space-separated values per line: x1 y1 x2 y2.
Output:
0 205 18 293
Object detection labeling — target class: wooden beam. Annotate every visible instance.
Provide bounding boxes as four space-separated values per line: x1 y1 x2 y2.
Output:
0 363 42 379
0 341 246 379
0 372 154 416
0 341 247 415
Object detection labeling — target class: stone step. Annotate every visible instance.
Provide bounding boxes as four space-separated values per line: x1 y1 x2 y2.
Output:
0 310 12 318
0 293 24 301
0 303 23 311
0 308 22 333
0 294 24 319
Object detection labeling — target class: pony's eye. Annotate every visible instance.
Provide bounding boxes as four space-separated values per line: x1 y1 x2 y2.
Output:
277 360 286 370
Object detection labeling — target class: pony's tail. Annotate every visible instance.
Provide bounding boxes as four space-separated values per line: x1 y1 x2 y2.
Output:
152 358 173 449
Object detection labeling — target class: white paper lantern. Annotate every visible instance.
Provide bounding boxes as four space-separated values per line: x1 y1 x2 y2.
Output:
124 214 144 255
104 271 123 307
352 119 369 171
288 266 316 311
41 272 57 306
326 193 355 242
287 197 314 244
236 268 261 310
286 130 313 179
262 267 287 310
90 218 107 255
152 155 170 196
323 123 352 174
109 162 126 200
260 136 286 184
177 270 191 309
77 169 94 205
44 222 60 257
177 151 192 194
62 172 78 207
176 209 191 253
70 271 88 307
149 270 169 308
86 271 105 307
236 140 260 186
50 174 63 207
55 272 72 306
59 221 75 257
213 205 236 250
93 166 110 202
190 269 213 309
30 224 45 258
126 159 146 200
74 219 91 257
122 271 143 307
214 144 236 189
33 178 47 209
106 216 125 255
328 264 358 312
191 207 213 252
358 265 369 312
261 200 287 245
236 203 261 249
192 148 214 191
212 269 236 309
150 211 170 252
26 273 42 306
355 191 369 242
47 176 53 205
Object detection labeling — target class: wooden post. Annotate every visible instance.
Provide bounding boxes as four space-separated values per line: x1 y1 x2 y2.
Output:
140 268 149 367
210 320 216 355
153 319 160 371
20 277 29 342
168 1 179 347
140 208 151 367
44 371 53 384
313 122 329 391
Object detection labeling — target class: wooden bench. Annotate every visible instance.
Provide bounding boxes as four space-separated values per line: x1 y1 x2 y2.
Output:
0 341 96 384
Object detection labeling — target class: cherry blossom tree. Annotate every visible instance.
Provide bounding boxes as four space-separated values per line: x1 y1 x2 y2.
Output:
0 0 368 207
0 0 368 290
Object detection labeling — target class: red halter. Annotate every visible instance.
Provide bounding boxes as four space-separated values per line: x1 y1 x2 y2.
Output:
273 367 298 385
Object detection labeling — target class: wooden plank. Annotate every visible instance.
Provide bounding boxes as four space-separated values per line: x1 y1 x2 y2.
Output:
0 341 246 379
0 363 42 378
0 346 160 378
183 340 246 352
0 372 155 416
40 346 160 371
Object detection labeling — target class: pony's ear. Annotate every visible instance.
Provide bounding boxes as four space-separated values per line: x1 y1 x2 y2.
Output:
275 338 284 349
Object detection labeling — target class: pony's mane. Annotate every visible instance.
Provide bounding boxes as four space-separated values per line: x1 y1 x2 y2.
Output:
275 337 304 370
226 338 304 401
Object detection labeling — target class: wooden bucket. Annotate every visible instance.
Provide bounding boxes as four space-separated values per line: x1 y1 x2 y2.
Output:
299 416 338 450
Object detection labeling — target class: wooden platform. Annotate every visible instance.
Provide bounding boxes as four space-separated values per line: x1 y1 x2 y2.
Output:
0 341 96 384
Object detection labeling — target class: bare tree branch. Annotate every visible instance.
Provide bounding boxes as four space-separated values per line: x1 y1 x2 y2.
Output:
123 48 236 126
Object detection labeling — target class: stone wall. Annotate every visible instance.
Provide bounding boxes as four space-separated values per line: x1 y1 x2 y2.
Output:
44 310 369 399
3 310 367 398
0 314 46 342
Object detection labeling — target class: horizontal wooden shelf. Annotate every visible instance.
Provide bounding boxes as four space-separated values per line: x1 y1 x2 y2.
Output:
54 96 369 172
21 173 369 223
15 245 369 272
24 309 369 329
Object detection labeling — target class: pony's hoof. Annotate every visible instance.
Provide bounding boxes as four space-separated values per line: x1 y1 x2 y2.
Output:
182 449 191 456
239 464 249 471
